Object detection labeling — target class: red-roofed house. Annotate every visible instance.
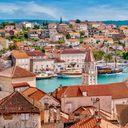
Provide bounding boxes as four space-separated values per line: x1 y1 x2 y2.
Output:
0 66 36 99
65 39 80 47
11 50 30 71
52 81 128 120
0 91 41 128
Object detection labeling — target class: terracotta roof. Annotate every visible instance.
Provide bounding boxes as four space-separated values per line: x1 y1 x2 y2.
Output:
70 117 101 128
62 86 82 98
72 106 92 117
0 91 40 114
53 86 68 100
80 82 128 99
54 58 65 63
116 104 128 127
0 66 36 78
12 82 30 88
53 82 128 100
22 87 46 101
26 50 45 57
61 49 86 54
12 50 29 59
67 39 79 42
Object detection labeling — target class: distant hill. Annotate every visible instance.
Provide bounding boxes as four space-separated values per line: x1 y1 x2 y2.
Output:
0 19 128 26
103 20 128 26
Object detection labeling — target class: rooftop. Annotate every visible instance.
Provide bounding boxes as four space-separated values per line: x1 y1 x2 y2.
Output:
26 50 45 57
70 117 101 128
61 49 86 54
11 50 29 59
53 81 128 100
0 66 36 78
0 91 40 114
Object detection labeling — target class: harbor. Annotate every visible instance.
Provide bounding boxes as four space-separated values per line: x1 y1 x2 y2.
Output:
36 65 128 92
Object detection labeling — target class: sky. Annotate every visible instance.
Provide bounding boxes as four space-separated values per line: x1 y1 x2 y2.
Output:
0 0 128 21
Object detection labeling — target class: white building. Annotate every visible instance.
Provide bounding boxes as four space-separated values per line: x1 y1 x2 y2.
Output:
60 49 86 70
22 22 34 28
11 50 30 71
65 39 80 47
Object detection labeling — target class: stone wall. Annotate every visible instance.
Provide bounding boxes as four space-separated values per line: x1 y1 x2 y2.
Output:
0 113 41 128
61 96 112 114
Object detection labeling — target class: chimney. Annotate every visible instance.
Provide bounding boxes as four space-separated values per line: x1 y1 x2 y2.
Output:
44 103 49 123
49 105 54 123
56 105 61 122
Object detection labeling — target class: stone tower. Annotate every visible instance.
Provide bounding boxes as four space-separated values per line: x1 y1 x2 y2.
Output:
82 47 97 85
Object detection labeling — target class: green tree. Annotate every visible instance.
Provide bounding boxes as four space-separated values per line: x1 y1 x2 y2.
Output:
93 50 105 61
66 33 71 39
80 31 85 37
104 53 113 65
122 52 128 60
57 39 65 44
75 19 81 23
9 44 17 50
41 48 45 53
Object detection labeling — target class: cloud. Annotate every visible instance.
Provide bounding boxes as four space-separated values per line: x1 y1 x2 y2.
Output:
77 5 128 21
0 3 19 14
0 0 128 21
70 5 128 21
23 2 58 18
0 1 61 19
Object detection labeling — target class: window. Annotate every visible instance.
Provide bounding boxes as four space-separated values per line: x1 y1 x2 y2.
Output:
82 92 87 96
21 114 29 121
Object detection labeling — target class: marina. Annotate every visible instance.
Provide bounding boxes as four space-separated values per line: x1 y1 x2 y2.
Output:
36 66 128 92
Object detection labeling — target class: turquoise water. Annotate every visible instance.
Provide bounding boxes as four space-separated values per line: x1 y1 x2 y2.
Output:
36 70 128 93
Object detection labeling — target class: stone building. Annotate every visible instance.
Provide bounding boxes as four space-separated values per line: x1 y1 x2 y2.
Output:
0 91 41 128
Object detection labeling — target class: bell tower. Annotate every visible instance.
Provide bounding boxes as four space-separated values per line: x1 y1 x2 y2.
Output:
82 47 97 85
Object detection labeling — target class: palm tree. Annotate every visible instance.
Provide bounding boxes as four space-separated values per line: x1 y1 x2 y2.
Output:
104 53 113 66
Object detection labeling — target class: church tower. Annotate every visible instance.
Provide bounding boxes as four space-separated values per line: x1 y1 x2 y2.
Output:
82 47 97 85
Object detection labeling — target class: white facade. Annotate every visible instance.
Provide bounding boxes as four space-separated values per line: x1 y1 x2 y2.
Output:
65 39 80 47
54 62 65 72
14 58 30 71
32 59 54 72
23 22 33 28
60 53 85 70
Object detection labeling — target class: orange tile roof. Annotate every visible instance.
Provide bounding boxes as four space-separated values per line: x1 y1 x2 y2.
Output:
72 106 92 116
53 81 128 100
67 38 79 42
26 50 45 57
0 66 36 78
12 82 30 88
80 82 128 99
23 87 60 105
0 91 40 114
70 117 101 128
12 50 29 59
22 87 38 96
61 49 86 54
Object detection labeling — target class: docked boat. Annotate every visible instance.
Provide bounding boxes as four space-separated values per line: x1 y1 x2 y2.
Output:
36 73 54 79
97 66 123 75
57 71 82 78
